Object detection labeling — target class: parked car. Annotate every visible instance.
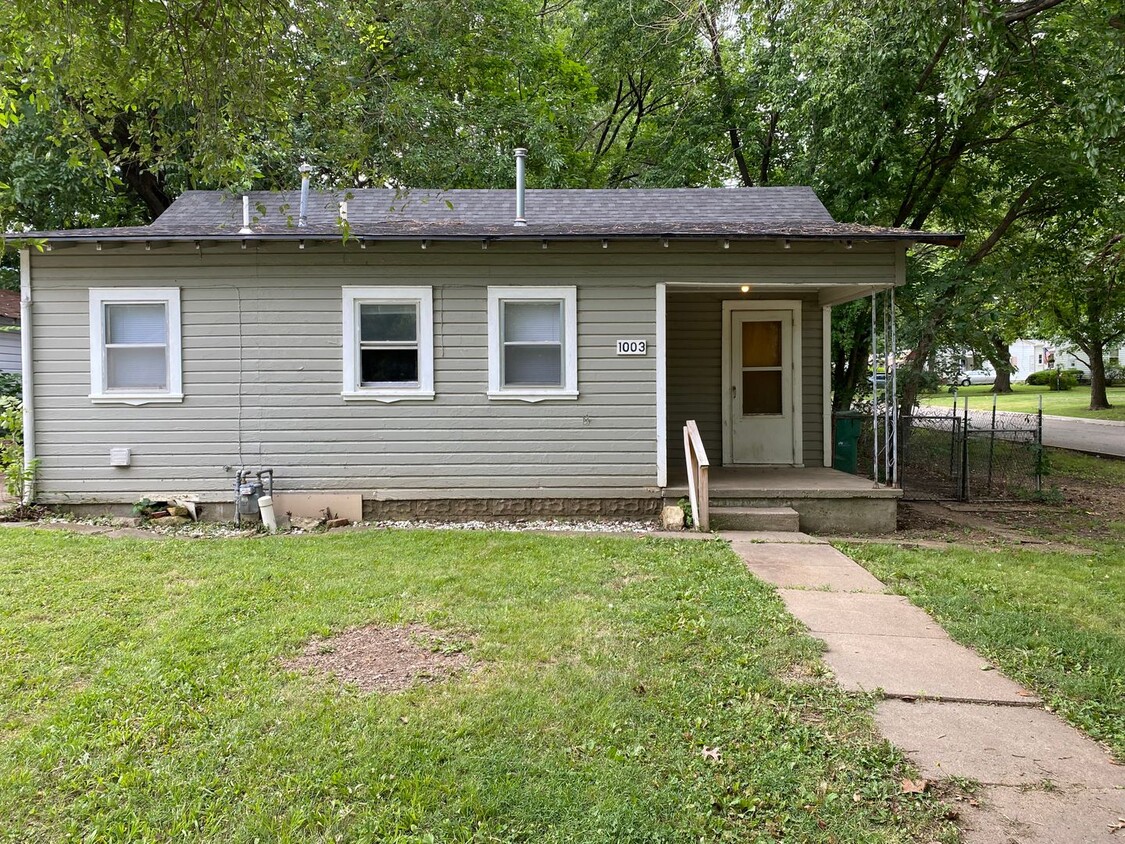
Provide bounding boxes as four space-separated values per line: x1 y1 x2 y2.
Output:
956 367 995 386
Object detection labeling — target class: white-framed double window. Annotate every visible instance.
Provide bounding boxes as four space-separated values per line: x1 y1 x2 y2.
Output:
89 287 183 405
342 286 435 401
487 286 578 401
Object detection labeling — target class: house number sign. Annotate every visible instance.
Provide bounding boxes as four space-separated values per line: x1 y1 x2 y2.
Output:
616 339 647 355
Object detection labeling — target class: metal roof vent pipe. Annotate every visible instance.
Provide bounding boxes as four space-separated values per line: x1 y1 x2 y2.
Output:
239 195 253 235
298 163 313 227
514 148 527 226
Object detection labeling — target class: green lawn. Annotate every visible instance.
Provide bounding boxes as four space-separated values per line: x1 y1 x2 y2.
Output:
0 529 954 843
842 542 1125 760
919 384 1125 421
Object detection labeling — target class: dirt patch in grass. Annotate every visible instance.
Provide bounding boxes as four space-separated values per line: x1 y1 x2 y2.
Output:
284 624 472 693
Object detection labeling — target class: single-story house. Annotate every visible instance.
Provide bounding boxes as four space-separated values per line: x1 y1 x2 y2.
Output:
0 289 20 375
16 167 961 532
1009 339 1052 378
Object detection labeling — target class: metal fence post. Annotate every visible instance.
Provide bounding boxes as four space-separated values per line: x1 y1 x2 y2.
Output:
987 392 997 495
961 396 971 501
1037 393 1044 493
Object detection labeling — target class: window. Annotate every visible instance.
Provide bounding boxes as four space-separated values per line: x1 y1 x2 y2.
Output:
342 286 434 401
89 288 182 404
487 286 578 401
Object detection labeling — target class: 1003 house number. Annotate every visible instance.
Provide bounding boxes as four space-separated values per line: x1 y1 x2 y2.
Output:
616 339 647 355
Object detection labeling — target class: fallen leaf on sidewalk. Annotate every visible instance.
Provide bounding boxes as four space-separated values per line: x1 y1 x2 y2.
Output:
980 665 995 671
1108 817 1124 834
900 778 929 794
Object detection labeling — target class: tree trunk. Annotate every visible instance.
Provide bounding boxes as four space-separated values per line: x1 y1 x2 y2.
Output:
987 336 1013 393
1088 343 1111 409
831 309 871 412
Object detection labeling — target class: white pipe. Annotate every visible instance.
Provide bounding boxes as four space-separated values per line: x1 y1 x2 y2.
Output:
19 248 35 503
239 195 252 234
514 148 527 226
298 163 312 227
258 494 278 533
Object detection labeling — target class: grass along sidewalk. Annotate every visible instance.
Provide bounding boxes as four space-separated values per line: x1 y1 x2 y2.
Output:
0 529 955 843
919 384 1125 421
841 541 1125 760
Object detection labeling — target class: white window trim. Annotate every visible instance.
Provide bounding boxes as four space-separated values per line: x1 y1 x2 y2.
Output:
487 285 578 402
342 285 435 402
88 287 183 406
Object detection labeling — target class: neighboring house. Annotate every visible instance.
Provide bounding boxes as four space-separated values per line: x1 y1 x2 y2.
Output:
1052 344 1125 379
17 175 960 531
0 289 20 375
1009 338 1051 378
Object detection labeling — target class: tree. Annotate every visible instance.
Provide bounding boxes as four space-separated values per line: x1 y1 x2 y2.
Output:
1034 201 1125 410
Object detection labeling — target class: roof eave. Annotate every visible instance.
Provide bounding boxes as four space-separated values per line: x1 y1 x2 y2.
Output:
16 231 966 247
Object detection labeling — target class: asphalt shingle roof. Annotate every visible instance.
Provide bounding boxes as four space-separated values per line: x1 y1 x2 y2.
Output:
17 187 963 245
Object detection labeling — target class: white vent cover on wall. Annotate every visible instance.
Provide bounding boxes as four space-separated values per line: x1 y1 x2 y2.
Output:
109 448 132 468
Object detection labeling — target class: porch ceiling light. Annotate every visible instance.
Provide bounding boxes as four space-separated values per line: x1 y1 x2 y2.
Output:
723 239 730 249
661 238 669 248
740 284 751 294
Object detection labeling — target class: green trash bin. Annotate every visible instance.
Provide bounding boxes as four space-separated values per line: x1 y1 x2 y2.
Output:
833 410 865 474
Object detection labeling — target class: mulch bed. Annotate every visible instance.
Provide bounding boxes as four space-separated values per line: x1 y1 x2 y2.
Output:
284 623 472 693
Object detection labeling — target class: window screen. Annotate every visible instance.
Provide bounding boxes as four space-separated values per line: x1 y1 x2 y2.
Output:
359 302 419 384
104 303 169 390
501 300 563 387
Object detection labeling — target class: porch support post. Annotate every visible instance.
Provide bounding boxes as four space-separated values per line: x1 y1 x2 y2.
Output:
870 292 879 483
655 282 667 488
822 305 832 467
890 285 899 486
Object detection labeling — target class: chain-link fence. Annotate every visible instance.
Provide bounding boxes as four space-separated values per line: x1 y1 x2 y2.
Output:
853 398 1043 501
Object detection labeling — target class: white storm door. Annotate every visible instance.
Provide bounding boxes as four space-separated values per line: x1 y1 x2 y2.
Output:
726 307 799 465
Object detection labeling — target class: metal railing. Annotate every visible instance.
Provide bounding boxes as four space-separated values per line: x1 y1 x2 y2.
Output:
683 420 710 531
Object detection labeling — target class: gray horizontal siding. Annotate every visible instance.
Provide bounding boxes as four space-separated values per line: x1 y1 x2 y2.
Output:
0 330 19 374
29 243 661 503
28 240 897 504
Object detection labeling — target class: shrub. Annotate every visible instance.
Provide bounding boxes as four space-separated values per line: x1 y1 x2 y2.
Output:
1104 365 1123 387
0 372 19 398
0 396 38 500
1025 369 1078 390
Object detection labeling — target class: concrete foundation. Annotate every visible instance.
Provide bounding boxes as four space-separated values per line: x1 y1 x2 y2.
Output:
53 496 663 524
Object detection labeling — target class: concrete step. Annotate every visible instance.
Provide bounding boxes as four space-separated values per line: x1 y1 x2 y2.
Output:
709 505 800 532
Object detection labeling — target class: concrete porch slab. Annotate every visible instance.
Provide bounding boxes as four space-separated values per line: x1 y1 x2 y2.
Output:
875 700 1125 788
779 590 947 638
960 786 1125 844
818 632 1040 703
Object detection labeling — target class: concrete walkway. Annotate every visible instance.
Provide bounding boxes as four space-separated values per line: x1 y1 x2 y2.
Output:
724 530 1125 843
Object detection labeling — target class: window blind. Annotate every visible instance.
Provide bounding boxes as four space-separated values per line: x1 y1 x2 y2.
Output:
104 303 169 390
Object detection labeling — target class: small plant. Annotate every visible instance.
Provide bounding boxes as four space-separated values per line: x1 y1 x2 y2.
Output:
677 496 694 528
0 396 38 501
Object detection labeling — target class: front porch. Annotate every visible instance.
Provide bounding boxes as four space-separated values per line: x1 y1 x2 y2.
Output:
664 466 901 534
